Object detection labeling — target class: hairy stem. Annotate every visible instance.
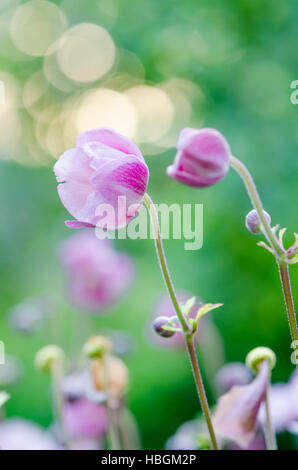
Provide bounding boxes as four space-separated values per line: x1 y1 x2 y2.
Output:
185 337 219 449
144 193 189 333
230 156 298 347
278 262 298 344
144 193 219 450
51 362 68 448
264 377 277 450
230 156 283 257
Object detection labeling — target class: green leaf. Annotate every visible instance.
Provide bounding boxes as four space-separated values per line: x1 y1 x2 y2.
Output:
180 297 196 317
257 241 274 254
288 253 298 265
195 303 223 324
278 227 287 248
0 391 10 408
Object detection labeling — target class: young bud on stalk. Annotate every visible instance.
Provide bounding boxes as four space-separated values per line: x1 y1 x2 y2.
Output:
153 316 175 338
246 346 276 374
35 345 65 373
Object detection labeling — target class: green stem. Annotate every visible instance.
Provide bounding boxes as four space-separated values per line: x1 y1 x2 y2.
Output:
230 156 298 347
51 362 68 447
278 262 298 344
118 408 142 450
105 404 121 450
230 156 283 257
185 337 219 449
144 193 219 450
102 356 121 450
264 377 277 450
144 194 189 333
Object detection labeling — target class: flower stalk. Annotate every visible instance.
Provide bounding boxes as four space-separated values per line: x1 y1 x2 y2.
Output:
102 356 121 451
51 361 68 447
230 156 298 346
264 378 277 450
144 193 219 450
278 262 298 344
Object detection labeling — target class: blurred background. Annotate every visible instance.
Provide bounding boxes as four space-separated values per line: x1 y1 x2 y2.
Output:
0 0 297 449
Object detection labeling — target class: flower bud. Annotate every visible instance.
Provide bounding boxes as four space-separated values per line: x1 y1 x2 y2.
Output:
91 355 128 398
245 209 271 235
246 347 276 374
153 316 175 338
83 335 113 359
34 345 65 373
167 127 230 188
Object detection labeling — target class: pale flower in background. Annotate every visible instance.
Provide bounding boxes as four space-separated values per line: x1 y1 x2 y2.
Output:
59 231 135 312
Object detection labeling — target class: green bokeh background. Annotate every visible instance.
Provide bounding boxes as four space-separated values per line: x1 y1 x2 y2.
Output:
0 0 297 449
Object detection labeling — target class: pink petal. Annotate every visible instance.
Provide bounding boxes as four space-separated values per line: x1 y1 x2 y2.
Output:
89 156 149 229
76 127 144 161
92 156 149 201
65 220 96 229
213 360 269 448
54 148 93 184
58 180 93 221
177 127 230 166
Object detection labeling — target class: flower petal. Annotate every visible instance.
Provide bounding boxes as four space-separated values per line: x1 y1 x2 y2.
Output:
65 220 96 229
213 360 269 448
54 148 93 184
88 156 149 229
76 127 144 160
58 180 93 221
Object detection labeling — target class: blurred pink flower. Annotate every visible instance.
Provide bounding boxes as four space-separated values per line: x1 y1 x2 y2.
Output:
54 127 149 230
0 419 60 450
225 433 266 450
7 296 54 334
167 127 230 188
149 292 203 348
215 362 252 395
166 419 207 450
60 231 135 312
63 398 107 440
213 360 269 448
166 418 266 450
259 369 298 433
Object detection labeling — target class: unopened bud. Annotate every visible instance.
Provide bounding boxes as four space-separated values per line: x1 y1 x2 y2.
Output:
35 345 65 373
246 347 276 374
245 209 271 235
83 335 112 359
153 316 175 338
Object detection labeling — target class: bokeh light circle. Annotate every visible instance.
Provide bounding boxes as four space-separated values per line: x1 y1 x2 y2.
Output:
57 23 116 83
125 85 174 143
10 0 67 57
76 88 137 138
